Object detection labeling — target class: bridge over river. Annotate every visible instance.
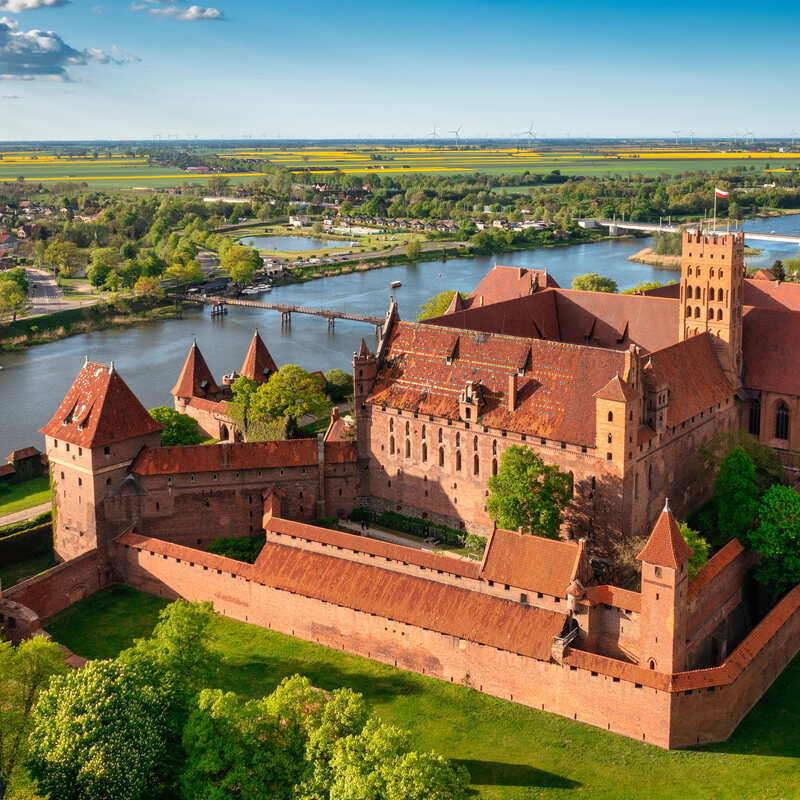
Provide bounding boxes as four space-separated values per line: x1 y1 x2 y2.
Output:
580 219 800 245
177 294 385 332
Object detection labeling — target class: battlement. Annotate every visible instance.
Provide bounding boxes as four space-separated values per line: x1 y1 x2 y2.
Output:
683 230 745 251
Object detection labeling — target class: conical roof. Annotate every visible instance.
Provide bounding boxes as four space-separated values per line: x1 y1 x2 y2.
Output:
357 338 370 358
444 291 465 314
171 341 220 398
41 361 162 449
637 499 692 569
239 330 278 383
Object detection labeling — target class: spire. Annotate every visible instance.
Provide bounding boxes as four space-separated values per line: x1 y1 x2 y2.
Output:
444 291 465 315
637 499 692 569
240 329 278 384
171 340 221 398
357 338 370 358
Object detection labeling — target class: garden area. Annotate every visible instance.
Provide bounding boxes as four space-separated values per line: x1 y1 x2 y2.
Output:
0 476 51 517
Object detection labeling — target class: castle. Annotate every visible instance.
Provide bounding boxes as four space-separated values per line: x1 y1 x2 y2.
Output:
3 229 800 749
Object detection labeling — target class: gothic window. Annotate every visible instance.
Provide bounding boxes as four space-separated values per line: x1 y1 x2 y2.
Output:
456 451 462 471
405 421 410 435
607 433 612 444
717 309 723 321
720 270 724 279
776 401 789 441
693 307 700 318
686 284 692 298
709 288 715 301
710 268 715 277
389 436 395 455
708 308 714 319
695 286 701 299
389 418 394 432
492 440 497 455
492 458 498 476
439 447 444 467
474 454 480 475
607 410 613 422
473 435 478 452
456 432 461 447
422 443 428 462
421 425 426 440
749 397 761 436
405 439 410 458
686 304 692 317
438 428 443 443
687 266 692 276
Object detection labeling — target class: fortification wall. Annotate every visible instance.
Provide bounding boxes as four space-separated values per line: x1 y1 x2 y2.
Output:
4 549 105 620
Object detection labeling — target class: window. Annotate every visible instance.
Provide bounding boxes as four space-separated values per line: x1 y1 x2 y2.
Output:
708 307 714 319
607 410 613 422
455 451 462 471
492 440 497 455
654 566 662 578
709 287 715 301
634 472 639 500
465 407 471 419
389 436 395 455
422 443 427 462
694 286 701 299
473 454 479 475
405 439 410 458
492 458 497 476
104 446 110 455
439 447 444 467
607 433 612 444
421 425 426 440
405 421 410 435
473 435 478 452
648 464 653 490
776 401 789 440
389 418 394 432
749 397 761 436
456 432 460 447
717 308 723 321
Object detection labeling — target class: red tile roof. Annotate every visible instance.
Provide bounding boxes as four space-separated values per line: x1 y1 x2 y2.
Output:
742 307 800 395
40 362 162 449
7 446 41 463
688 538 747 601
742 279 800 311
0 464 16 479
479 527 586 598
583 584 642 613
131 439 318 475
171 341 220 398
466 265 559 308
637 502 692 569
368 321 626 447
240 330 277 383
593 374 637 403
643 334 734 427
752 268 777 282
265 516 481 579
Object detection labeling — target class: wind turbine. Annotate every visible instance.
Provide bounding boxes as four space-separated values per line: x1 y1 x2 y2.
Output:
791 129 798 147
688 129 695 146
449 125 463 149
519 122 536 149
427 125 439 139
672 129 681 145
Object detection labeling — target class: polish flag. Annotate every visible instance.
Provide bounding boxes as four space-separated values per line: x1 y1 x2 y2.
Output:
715 188 729 198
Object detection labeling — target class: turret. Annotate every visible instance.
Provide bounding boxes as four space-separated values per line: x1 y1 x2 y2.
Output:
593 371 640 466
171 339 221 411
636 498 691 673
239 329 278 384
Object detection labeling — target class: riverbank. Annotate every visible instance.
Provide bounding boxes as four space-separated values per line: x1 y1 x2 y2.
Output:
0 299 188 351
629 243 764 269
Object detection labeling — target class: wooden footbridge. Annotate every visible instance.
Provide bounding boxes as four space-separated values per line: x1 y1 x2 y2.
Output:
177 294 384 332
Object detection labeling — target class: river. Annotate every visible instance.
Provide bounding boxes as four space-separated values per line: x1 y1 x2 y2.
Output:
2 215 798 456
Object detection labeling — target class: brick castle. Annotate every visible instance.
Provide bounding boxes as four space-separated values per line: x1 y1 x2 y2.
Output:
3 229 800 749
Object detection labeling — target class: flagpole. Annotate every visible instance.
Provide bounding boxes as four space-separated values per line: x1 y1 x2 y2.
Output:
713 190 717 232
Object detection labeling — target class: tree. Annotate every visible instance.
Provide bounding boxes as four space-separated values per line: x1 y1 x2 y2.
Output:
713 446 760 542
0 636 66 799
206 176 230 197
222 245 261 286
679 521 709 580
0 280 27 322
164 261 204 289
486 445 573 538
748 484 800 594
571 273 618 293
406 239 421 260
249 365 328 426
87 247 121 286
311 220 324 236
134 276 165 306
44 240 82 277
416 290 467 320
27 658 183 800
771 259 786 281
324 368 353 403
149 406 204 446
701 429 783 493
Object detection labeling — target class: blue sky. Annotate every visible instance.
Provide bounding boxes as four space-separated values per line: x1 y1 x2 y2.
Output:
0 0 798 140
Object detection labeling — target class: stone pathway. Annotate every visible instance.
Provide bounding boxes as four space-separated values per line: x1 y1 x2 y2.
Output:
0 501 51 527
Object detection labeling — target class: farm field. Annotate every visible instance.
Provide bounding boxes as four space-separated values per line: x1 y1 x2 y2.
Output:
1 144 800 185
45 585 800 800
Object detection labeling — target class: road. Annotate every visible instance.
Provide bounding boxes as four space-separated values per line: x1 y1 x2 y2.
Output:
0 501 51 526
24 268 100 318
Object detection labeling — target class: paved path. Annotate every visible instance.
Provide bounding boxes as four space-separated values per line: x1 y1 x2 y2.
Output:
24 268 99 319
339 521 476 563
0 501 51 526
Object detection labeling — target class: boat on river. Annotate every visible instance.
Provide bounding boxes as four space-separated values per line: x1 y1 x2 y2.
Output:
390 280 402 289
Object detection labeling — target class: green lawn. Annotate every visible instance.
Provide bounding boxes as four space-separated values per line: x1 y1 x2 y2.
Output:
0 550 57 588
0 477 52 517
45 585 800 800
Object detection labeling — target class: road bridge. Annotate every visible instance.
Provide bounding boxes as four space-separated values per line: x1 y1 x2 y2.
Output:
580 219 800 245
177 294 385 333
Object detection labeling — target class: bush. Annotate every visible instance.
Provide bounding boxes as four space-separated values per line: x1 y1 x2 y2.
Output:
0 510 51 537
207 535 264 564
351 508 467 548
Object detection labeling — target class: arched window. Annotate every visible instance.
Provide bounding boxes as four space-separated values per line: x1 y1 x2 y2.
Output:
455 432 460 447
649 659 655 670
439 447 444 467
720 270 724 279
421 425 426 440
607 410 613 422
694 306 700 318
492 458 498 476
717 308 723 321
710 268 715 278
405 421 410 435
389 418 394 432
708 308 714 319
688 266 693 276
695 286 701 299
455 451 462 471
492 440 497 455
749 397 761 436
776 401 789 440
405 439 410 458
709 287 715 301
686 304 692 317
686 284 692 298
422 443 428 462
474 454 480 475
473 435 478 452
389 436 395 455
220 424 229 441
438 428 443 443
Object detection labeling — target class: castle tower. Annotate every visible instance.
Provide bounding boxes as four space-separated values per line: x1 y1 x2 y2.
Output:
239 329 278 384
353 339 377 460
171 340 221 412
678 230 745 384
40 361 162 561
636 499 692 673
593 369 640 466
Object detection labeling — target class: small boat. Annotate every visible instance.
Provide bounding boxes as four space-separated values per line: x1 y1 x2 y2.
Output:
390 280 402 289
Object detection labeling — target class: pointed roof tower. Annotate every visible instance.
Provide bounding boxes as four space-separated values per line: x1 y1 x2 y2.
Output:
171 340 220 398
239 330 278 384
444 291 465 315
357 338 371 358
637 498 692 569
41 361 162 449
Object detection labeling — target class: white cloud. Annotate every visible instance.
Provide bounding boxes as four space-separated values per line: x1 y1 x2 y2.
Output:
0 0 69 12
1 92 21 97
132 2 222 21
0 17 138 79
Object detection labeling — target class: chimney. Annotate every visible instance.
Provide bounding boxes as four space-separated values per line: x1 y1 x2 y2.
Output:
508 372 517 412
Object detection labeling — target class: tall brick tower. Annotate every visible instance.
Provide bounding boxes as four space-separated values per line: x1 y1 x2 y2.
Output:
678 229 745 384
353 339 378 461
41 360 162 561
636 499 691 673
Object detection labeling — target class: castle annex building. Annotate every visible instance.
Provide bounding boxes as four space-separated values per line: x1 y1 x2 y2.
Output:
3 230 800 749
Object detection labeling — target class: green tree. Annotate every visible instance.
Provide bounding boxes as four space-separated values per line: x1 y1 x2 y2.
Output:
416 290 467 320
571 273 618 293
27 658 183 800
250 365 328 426
311 220 324 236
149 406 204 446
87 247 121 286
134 275 165 306
222 245 261 286
486 445 573 538
748 484 800 594
324 368 353 402
0 636 66 799
771 259 786 281
44 240 82 277
206 176 230 197
0 280 27 322
165 261 205 289
701 429 783 493
714 446 760 543
679 521 709 580
406 239 421 260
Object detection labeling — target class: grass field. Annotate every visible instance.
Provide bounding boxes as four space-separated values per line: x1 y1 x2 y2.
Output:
0 476 51 517
0 549 56 588
45 585 800 800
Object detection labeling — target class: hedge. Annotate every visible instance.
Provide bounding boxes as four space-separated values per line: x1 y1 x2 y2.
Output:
0 511 51 538
0 522 53 565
